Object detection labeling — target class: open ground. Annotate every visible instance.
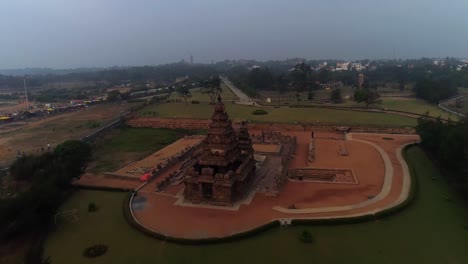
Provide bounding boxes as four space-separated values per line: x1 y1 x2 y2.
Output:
0 103 139 167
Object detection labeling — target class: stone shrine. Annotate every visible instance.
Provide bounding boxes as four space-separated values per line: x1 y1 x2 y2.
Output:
183 96 256 206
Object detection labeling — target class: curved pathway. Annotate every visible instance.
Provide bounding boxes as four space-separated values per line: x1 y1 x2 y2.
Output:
272 135 396 214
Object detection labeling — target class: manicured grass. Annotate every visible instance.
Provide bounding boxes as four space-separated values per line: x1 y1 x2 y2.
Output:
98 127 182 153
139 103 417 127
45 146 468 263
379 98 457 119
90 127 184 172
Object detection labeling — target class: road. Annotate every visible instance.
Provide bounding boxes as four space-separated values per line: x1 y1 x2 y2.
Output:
438 95 466 117
220 76 254 105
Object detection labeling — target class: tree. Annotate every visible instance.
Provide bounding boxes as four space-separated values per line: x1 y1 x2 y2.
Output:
2 140 92 240
330 88 343 104
416 116 468 197
295 92 302 104
354 88 382 107
200 76 222 104
299 230 314 244
414 78 458 103
176 86 192 104
290 62 313 92
54 140 91 178
107 90 121 102
318 69 330 83
307 91 315 101
247 67 274 90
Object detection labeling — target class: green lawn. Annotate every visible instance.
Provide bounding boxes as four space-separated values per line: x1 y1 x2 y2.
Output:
379 98 457 119
45 146 468 264
139 102 417 127
90 127 185 173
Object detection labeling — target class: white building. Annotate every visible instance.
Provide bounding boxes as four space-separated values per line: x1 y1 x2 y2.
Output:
318 62 328 69
351 63 365 71
335 62 350 71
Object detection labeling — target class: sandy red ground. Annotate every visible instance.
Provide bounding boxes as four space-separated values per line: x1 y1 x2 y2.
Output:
128 131 419 239
75 173 142 189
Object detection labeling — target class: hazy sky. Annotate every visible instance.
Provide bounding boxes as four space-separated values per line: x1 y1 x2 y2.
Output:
1 0 467 68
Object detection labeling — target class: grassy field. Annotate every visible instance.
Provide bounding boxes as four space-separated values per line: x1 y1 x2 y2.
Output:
158 85 453 125
379 98 456 119
90 127 192 173
44 146 468 264
139 102 417 127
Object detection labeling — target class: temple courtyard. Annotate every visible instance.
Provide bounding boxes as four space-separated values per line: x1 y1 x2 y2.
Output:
125 130 418 239
77 127 420 239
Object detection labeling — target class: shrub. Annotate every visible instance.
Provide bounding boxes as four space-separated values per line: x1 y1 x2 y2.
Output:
88 202 98 212
191 100 200 104
83 245 108 258
252 109 268 115
299 230 314 244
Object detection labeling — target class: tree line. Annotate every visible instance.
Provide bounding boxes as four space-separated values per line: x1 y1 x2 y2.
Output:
0 140 91 240
2 59 468 105
416 117 468 197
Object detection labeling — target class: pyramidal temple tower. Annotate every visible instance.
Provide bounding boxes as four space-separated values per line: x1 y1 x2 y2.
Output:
183 96 256 206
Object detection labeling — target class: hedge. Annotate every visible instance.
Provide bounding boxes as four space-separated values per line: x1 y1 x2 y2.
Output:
252 109 268 115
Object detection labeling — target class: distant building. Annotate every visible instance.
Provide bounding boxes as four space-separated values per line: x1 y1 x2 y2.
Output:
335 62 350 71
351 63 365 71
318 62 328 69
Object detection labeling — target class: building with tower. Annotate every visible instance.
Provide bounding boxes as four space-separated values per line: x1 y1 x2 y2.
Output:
183 96 257 206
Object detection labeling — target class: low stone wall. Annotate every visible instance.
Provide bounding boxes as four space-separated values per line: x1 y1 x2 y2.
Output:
276 137 297 189
126 117 416 134
127 117 210 130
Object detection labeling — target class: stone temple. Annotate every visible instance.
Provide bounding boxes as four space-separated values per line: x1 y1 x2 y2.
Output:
183 96 257 206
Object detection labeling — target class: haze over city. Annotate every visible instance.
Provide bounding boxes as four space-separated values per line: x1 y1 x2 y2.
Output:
1 0 468 69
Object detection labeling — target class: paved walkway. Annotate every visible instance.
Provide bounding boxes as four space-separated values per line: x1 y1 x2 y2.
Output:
220 76 254 105
271 133 418 220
